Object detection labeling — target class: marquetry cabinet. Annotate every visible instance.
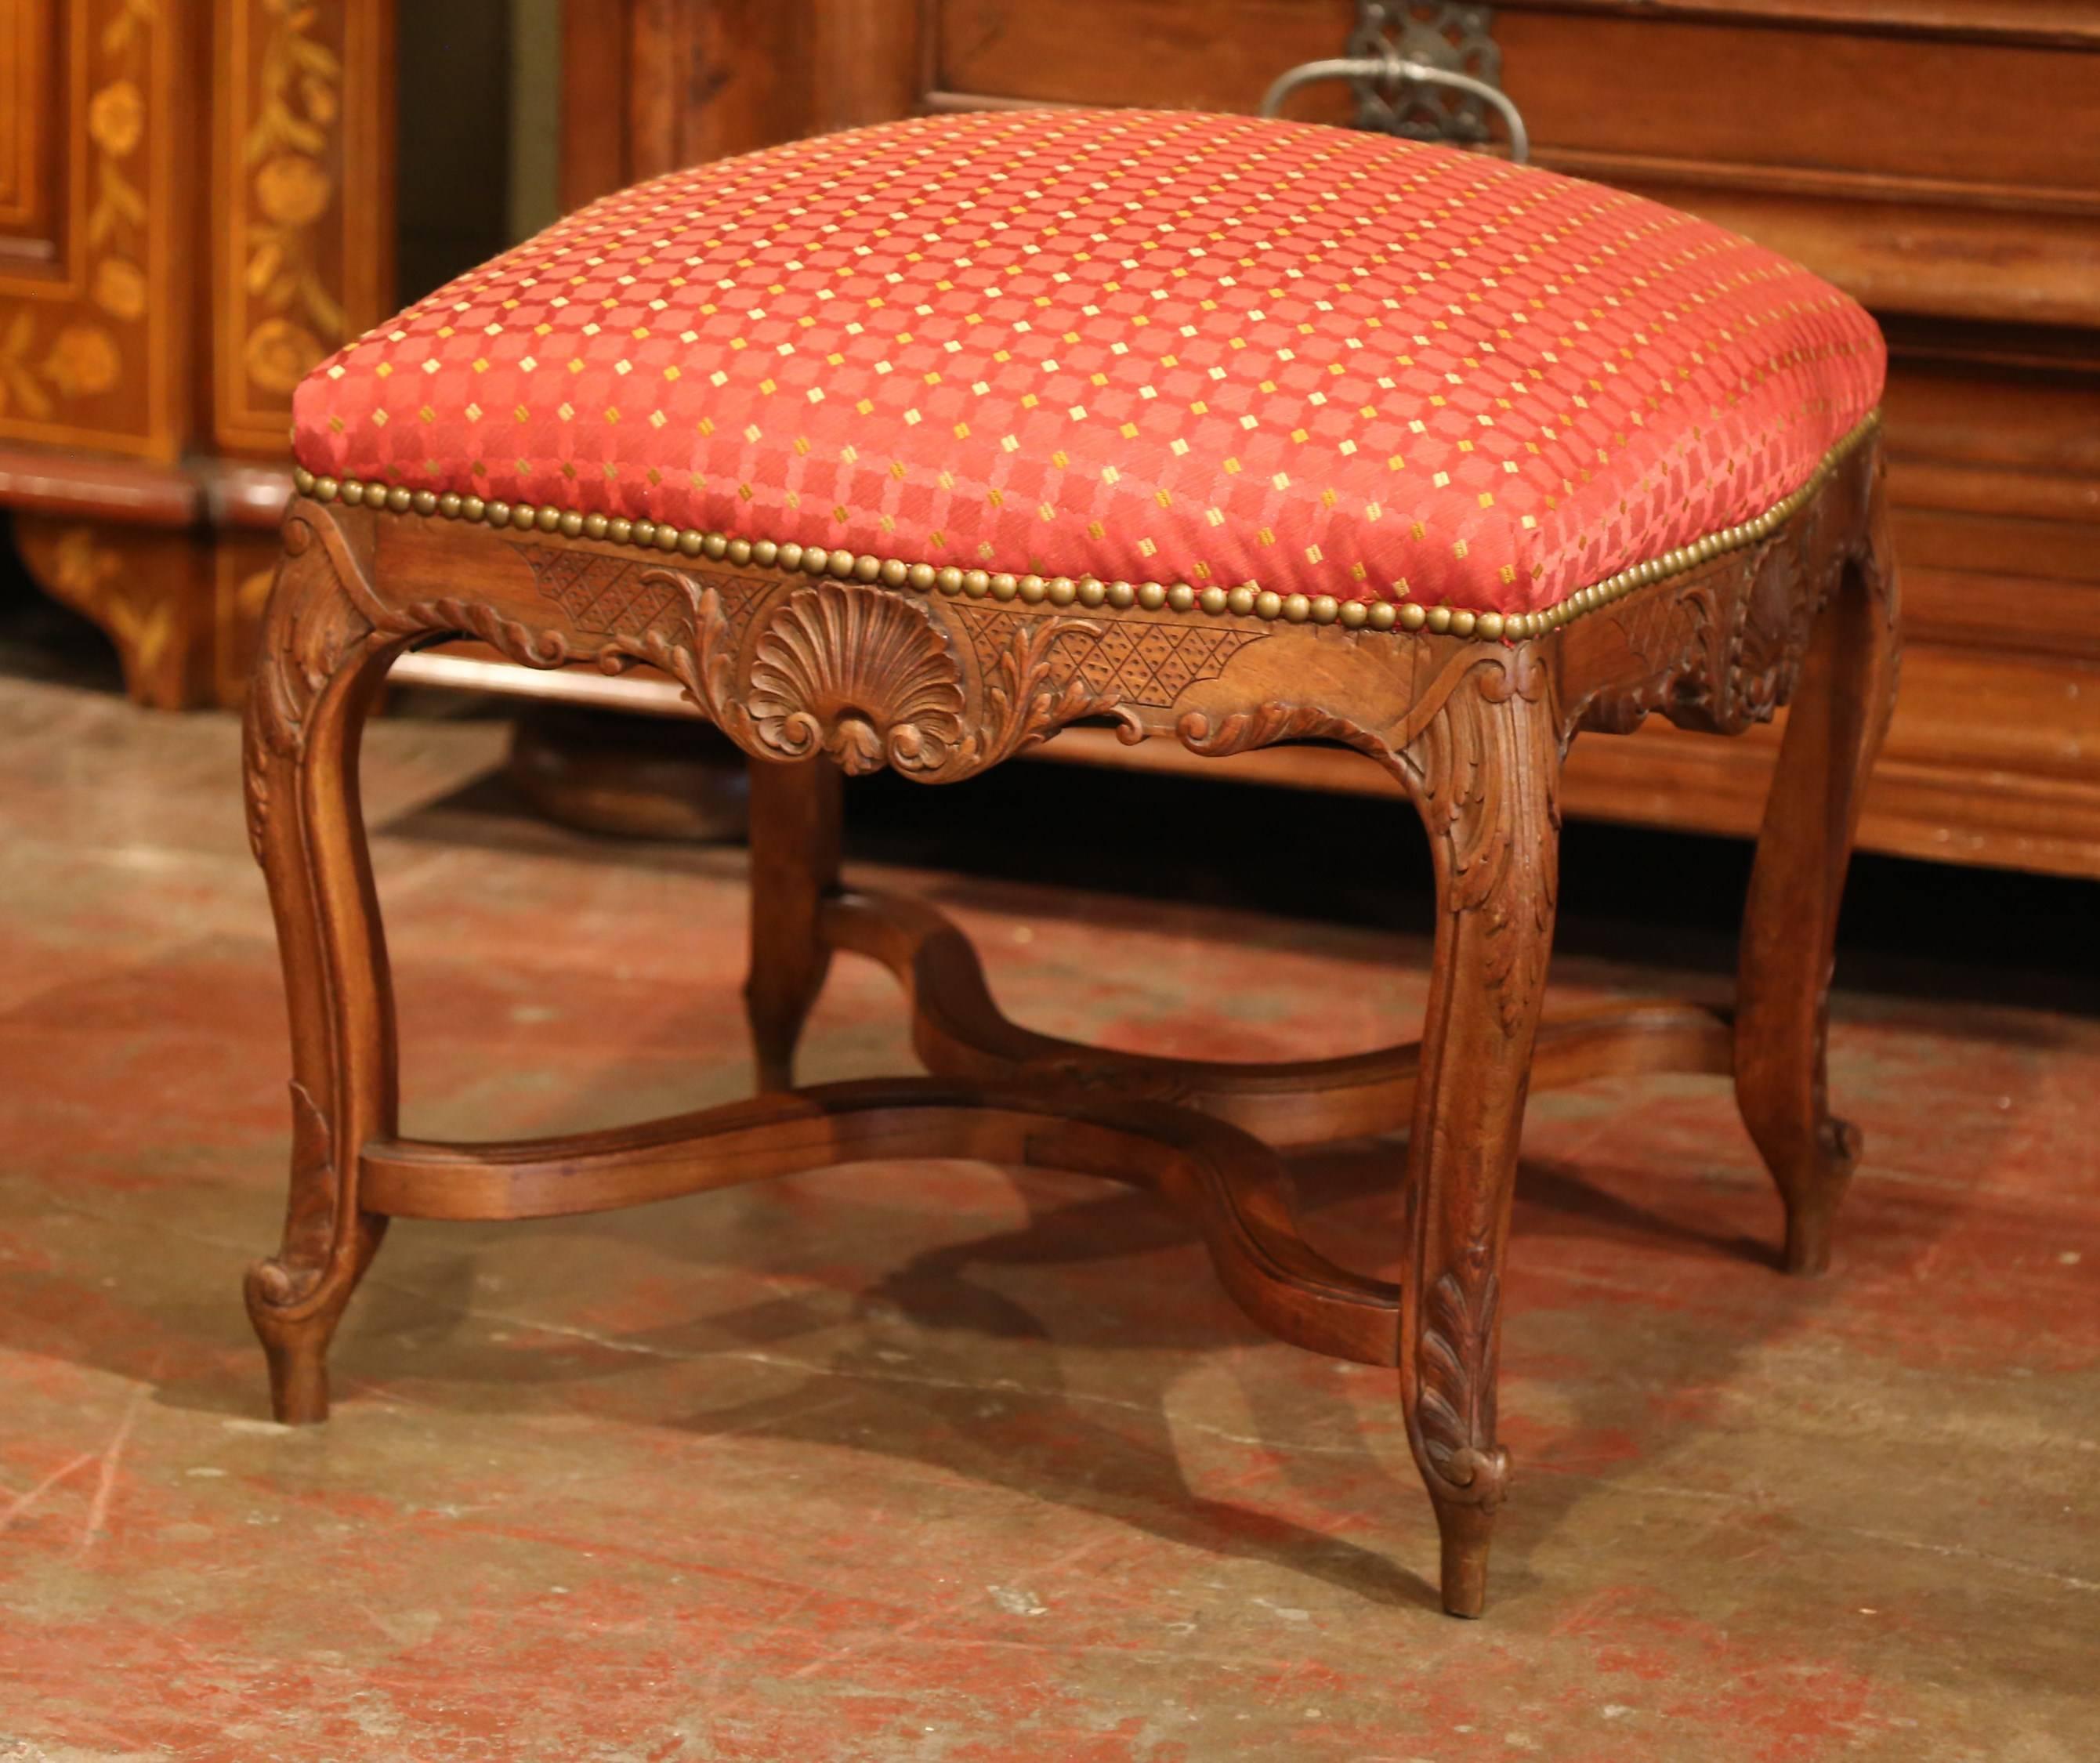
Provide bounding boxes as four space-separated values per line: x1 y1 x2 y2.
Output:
559 0 2100 880
0 0 394 705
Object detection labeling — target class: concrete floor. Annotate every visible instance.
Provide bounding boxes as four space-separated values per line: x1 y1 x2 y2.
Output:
1 655 2096 1761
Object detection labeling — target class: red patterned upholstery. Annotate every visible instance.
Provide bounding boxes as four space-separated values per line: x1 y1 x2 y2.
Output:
293 109 1883 619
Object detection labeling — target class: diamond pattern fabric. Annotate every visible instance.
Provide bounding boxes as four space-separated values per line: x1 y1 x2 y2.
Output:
292 108 1885 618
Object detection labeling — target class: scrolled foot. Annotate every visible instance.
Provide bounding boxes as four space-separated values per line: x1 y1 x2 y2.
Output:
255 1327 332 1425
1428 1450 1508 1618
244 1224 381 1425
751 1041 798 1096
245 1260 344 1425
1780 1116 1861 1277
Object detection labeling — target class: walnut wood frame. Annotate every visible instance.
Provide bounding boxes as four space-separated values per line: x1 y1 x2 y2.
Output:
242 436 1898 1618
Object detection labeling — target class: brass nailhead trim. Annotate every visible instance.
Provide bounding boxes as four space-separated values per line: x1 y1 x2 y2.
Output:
290 411 1878 642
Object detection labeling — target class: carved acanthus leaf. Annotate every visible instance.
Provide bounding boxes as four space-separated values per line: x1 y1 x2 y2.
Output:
1415 1254 1506 1504
1401 648 1559 1033
1707 531 1823 733
244 514 375 857
1175 700 1409 782
951 612 1142 776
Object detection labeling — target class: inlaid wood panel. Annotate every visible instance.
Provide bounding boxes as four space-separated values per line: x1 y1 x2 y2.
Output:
211 0 396 457
0 0 188 459
0 0 61 251
1 0 396 706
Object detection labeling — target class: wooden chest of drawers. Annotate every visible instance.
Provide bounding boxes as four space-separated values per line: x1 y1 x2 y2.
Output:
13 2 2091 880
565 0 2100 879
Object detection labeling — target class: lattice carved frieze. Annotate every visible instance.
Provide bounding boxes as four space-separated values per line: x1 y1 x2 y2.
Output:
948 603 1269 709
512 542 773 639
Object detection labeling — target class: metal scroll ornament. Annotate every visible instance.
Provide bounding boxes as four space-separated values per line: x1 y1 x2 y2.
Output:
1260 2 1527 165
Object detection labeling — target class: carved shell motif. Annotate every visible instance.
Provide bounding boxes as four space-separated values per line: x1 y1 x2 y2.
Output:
746 582 968 775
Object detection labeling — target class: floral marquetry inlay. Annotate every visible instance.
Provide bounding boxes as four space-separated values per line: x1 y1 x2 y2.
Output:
238 0 345 396
215 0 389 455
0 0 166 450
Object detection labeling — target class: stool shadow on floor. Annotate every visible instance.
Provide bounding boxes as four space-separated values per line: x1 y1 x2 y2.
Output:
0 1029 1990 1613
668 1163 1442 1608
313 1157 1446 1609
293 1095 1975 1614
0 780 2015 1614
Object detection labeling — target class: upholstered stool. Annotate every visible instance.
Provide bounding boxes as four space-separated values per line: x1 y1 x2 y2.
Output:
246 109 1897 1617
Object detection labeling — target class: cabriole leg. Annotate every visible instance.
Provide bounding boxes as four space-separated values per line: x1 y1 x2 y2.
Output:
1396 652 1562 1616
1735 493 1901 1276
744 757 844 1091
241 512 405 1424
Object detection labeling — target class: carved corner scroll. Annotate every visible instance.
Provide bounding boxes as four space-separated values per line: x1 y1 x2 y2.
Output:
1560 443 1881 744
1179 643 1559 1031
244 509 371 859
1399 647 1559 1034
244 505 578 856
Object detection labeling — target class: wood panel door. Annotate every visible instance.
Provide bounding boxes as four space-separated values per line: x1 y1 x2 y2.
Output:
0 0 194 462
0 0 396 707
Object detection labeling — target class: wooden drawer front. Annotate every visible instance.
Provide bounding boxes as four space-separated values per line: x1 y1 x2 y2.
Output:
1502 3 2100 331
1497 8 2100 194
0 1 394 465
933 0 1353 113
931 0 2100 328
1881 352 2100 664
